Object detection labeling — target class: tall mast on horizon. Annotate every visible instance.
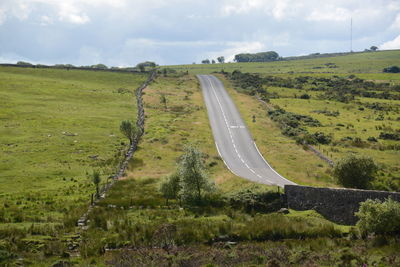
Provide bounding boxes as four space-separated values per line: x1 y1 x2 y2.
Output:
350 17 353 53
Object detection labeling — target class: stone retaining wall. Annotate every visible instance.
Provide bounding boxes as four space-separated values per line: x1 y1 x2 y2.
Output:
285 184 400 225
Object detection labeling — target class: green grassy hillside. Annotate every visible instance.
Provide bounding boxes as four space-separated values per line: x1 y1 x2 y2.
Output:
166 50 400 77
0 67 146 226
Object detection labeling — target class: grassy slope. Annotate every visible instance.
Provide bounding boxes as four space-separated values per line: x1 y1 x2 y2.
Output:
166 50 400 76
216 74 335 186
0 66 146 225
269 92 400 179
165 50 400 188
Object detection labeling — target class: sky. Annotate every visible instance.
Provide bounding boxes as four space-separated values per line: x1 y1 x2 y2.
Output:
0 0 399 66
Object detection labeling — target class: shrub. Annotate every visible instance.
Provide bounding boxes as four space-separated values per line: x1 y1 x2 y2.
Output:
333 154 378 189
160 173 181 204
383 66 400 73
312 132 332 144
224 187 283 213
379 132 400 141
179 146 215 203
356 198 400 235
299 93 310 99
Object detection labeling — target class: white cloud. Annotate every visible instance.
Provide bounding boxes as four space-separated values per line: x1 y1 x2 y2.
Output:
380 35 400 50
390 13 400 30
57 2 89 24
0 0 399 65
307 7 351 22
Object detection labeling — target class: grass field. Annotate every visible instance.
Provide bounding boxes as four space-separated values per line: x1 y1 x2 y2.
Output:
166 50 400 76
0 66 147 226
1 65 399 265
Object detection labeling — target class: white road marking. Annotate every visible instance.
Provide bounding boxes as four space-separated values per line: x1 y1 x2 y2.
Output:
253 142 295 185
215 141 241 177
204 76 279 186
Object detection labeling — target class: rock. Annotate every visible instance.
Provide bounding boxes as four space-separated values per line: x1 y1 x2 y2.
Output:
278 208 290 214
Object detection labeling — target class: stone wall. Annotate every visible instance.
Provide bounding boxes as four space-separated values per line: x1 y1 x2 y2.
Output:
285 185 400 225
77 70 156 227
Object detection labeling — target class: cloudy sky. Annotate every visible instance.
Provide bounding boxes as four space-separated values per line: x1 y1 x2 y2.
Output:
0 0 399 66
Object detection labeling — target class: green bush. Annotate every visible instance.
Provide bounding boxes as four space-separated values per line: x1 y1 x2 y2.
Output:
333 154 378 189
224 186 283 213
160 172 181 204
356 198 400 235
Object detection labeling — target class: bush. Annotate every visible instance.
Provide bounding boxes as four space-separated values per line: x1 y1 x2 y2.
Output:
333 154 378 189
312 132 332 144
160 173 181 204
379 132 400 141
224 186 283 213
299 93 310 99
383 66 400 73
356 198 400 235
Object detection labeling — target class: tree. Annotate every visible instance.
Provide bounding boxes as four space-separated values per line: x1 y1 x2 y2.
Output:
160 173 181 205
91 64 108 69
356 198 400 235
201 59 210 64
16 61 32 66
179 146 214 202
234 51 279 62
370 46 378 51
137 64 145 72
92 170 101 198
160 93 167 109
211 59 216 64
217 56 225 63
333 154 378 189
119 120 139 145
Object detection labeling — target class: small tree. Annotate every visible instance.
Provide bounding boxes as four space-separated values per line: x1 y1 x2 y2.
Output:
201 59 210 64
138 64 145 72
160 172 181 205
370 46 378 51
333 154 378 189
120 120 139 145
356 198 400 235
179 146 214 202
211 59 216 64
92 170 101 198
217 56 225 63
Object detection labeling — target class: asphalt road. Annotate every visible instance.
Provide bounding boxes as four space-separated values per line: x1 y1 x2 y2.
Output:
197 75 296 187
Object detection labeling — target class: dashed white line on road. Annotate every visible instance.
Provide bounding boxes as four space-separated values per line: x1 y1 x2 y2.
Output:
205 76 277 186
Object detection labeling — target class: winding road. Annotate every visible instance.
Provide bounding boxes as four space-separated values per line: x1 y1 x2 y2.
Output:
197 75 296 187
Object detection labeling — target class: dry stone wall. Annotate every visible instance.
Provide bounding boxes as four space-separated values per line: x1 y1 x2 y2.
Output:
285 185 400 225
77 70 156 227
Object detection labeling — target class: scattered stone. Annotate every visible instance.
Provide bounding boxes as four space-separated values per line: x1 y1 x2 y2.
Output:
278 208 290 214
62 131 78 136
